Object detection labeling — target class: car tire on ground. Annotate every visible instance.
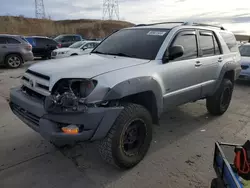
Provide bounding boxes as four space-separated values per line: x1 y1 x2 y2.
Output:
70 54 78 56
5 54 23 68
98 103 152 169
206 78 233 116
210 178 219 188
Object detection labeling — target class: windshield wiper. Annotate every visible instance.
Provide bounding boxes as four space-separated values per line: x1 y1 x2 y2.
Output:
107 53 134 58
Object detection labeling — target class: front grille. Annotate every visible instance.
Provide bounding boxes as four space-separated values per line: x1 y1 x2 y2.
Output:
26 69 50 81
241 65 249 70
11 103 40 126
22 86 46 101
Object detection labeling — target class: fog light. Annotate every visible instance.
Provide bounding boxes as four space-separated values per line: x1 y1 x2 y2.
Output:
62 125 79 135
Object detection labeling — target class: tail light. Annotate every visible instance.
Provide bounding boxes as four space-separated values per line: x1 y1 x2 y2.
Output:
57 43 62 48
26 44 32 51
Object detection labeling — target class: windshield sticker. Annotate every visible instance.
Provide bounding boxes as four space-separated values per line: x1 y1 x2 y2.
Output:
147 31 166 36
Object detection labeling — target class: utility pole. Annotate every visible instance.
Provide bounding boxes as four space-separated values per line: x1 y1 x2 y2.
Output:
35 0 46 19
103 0 119 20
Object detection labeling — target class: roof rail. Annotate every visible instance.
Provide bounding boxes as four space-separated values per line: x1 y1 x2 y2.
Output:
134 22 185 27
183 22 225 30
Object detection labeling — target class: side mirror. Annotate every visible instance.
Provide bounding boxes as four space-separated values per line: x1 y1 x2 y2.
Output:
82 46 87 50
168 45 184 60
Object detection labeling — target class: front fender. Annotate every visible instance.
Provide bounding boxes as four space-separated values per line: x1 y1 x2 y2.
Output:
103 76 164 116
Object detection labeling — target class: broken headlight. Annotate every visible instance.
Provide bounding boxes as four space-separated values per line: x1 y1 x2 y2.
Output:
44 79 97 112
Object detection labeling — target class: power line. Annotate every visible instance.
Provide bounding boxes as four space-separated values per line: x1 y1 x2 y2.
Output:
35 0 46 19
103 0 119 20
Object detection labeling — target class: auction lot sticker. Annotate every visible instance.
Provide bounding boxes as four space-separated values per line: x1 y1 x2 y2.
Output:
147 31 166 36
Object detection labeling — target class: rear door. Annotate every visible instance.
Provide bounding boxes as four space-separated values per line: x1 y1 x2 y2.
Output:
33 38 47 57
197 30 222 96
62 36 74 47
0 37 8 63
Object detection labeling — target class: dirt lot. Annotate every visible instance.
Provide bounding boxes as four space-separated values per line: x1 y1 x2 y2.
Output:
0 60 250 188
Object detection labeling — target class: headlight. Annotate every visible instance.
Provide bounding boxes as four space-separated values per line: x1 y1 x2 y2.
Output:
59 51 68 54
45 79 97 112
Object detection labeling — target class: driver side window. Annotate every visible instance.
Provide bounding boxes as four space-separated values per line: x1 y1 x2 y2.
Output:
170 31 198 61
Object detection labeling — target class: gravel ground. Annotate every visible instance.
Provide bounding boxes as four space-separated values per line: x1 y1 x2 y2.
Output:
0 60 250 188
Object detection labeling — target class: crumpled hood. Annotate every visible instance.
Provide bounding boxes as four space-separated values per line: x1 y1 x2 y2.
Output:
241 56 250 65
28 54 149 88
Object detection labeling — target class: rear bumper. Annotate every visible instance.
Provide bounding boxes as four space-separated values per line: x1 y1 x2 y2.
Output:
9 87 123 144
22 52 34 61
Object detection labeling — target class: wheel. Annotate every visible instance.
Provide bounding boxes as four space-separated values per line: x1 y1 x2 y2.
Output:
98 103 152 169
70 54 78 56
206 79 233 115
5 54 23 68
210 178 218 188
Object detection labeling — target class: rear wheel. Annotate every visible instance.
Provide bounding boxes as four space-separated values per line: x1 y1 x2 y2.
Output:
98 103 152 169
5 54 23 68
206 79 233 115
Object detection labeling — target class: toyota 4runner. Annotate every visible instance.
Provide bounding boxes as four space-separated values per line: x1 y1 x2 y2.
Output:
9 22 241 169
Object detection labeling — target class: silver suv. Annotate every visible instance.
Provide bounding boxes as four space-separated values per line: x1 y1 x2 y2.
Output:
9 22 241 169
0 34 34 68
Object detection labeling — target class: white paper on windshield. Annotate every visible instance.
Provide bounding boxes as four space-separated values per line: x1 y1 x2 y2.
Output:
147 31 166 36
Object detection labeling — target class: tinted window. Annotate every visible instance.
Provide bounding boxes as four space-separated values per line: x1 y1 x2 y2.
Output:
35 38 47 46
220 32 238 52
171 31 197 61
0 37 7 44
7 37 21 44
239 45 250 57
199 32 215 57
25 37 36 47
64 36 74 42
92 29 170 60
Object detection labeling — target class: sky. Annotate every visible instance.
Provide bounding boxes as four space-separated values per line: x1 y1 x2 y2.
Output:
1 0 250 35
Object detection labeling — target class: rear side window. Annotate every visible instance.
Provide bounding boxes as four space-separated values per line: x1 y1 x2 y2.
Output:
171 31 198 61
6 37 21 44
220 32 238 52
199 31 221 57
35 38 47 46
73 36 81 41
0 37 7 44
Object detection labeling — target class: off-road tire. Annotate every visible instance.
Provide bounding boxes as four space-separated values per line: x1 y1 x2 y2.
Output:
98 103 152 169
206 78 233 115
5 54 23 68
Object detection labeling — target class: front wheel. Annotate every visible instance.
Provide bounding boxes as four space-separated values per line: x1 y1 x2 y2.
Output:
98 103 152 169
206 79 233 115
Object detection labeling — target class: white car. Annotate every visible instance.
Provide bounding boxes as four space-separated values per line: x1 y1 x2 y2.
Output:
51 40 100 59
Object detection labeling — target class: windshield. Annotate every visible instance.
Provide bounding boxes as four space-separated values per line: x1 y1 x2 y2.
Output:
92 28 170 60
54 35 63 42
69 41 86 48
239 45 250 57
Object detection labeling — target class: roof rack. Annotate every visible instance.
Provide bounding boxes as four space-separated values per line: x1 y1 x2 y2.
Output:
182 22 225 30
134 22 185 27
134 22 225 30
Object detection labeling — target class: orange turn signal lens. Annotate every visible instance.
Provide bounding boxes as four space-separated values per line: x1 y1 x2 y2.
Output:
61 125 79 135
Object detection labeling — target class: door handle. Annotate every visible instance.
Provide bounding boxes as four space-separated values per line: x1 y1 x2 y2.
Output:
218 57 223 63
195 61 202 67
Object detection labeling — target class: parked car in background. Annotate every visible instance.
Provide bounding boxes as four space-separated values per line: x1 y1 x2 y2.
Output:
25 36 59 59
54 34 84 48
238 43 250 80
51 40 100 59
0 34 33 68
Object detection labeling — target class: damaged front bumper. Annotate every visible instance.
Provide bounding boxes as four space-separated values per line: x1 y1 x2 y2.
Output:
9 87 123 144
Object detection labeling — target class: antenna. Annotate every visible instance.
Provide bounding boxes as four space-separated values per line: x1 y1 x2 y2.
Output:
103 0 119 20
35 0 46 19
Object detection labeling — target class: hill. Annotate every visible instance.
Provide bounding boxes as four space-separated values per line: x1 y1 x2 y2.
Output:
0 16 134 38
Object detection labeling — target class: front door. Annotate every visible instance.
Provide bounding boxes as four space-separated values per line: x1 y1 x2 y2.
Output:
161 30 202 110
197 30 221 97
